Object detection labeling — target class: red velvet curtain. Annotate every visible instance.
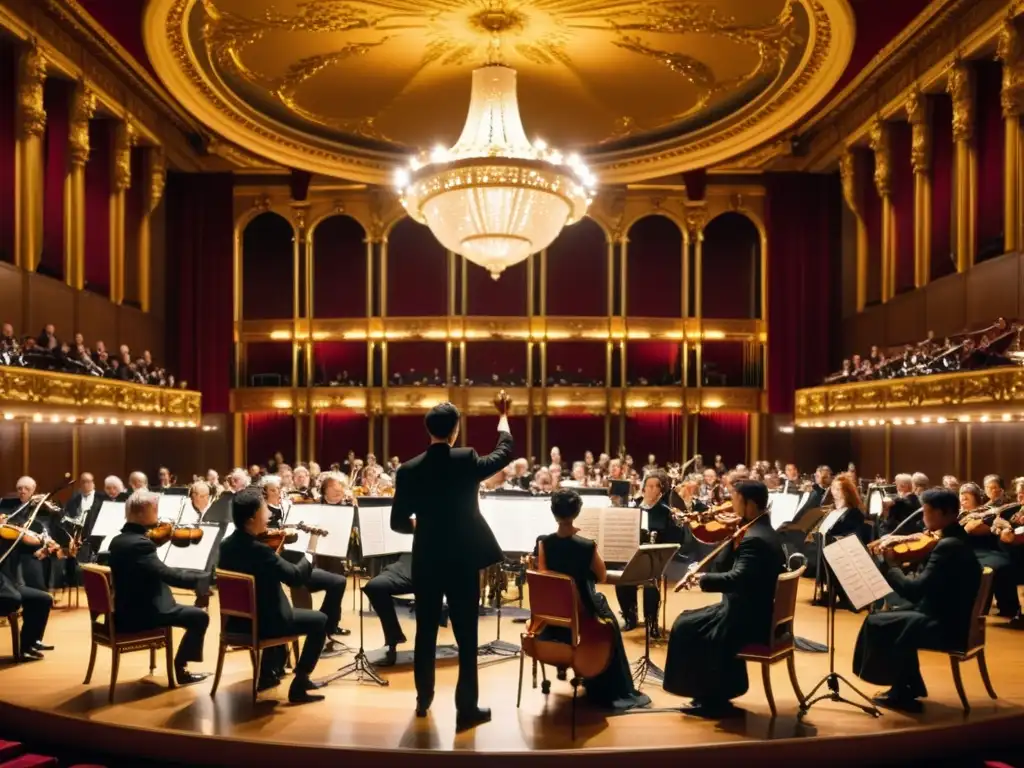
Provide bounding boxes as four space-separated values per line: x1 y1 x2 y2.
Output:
465 341 528 383
697 412 748 467
388 415 428 462
312 341 367 385
546 342 605 383
765 173 840 414
546 217 606 315
165 171 234 411
465 416 527 461
626 215 683 317
0 40 13 264
388 341 446 381
467 254 527 315
40 79 70 279
627 341 680 385
891 121 915 293
123 147 145 307
861 150 882 305
246 342 293 385
245 413 296 467
312 214 366 318
546 416 605 463
976 61 1005 262
242 212 293 320
84 119 111 296
702 341 746 386
387 218 446 316
625 413 682 465
702 212 759 318
931 96 955 280
316 413 369 467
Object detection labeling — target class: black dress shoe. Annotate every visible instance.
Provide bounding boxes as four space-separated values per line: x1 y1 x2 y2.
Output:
329 626 352 637
288 677 326 704
257 675 281 692
680 699 737 718
415 694 433 717
20 649 44 661
33 641 54 652
649 624 662 640
872 688 923 713
175 670 211 686
379 646 398 667
621 612 639 632
455 707 492 731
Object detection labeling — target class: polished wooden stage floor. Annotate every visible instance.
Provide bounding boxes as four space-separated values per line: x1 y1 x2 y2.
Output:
1 580 1022 766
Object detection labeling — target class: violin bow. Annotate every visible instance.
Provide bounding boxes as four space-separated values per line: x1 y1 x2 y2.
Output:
0 473 73 569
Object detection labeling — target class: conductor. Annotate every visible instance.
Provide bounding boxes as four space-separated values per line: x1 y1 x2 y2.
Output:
390 395 514 731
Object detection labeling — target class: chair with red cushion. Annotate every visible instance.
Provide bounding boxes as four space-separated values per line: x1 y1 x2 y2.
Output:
211 569 300 704
80 565 175 703
736 565 806 717
517 570 614 739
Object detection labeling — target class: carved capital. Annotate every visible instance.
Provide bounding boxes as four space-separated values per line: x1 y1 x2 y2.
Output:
839 151 859 215
252 195 272 213
291 203 311 240
946 59 975 142
998 16 1024 118
16 45 47 138
905 89 932 175
146 147 166 213
683 203 708 240
868 119 892 198
68 84 96 167
112 120 137 192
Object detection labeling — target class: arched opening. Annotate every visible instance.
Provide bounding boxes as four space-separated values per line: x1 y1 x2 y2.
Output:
387 217 447 316
546 217 607 316
312 214 366 318
701 212 760 320
241 211 294 320
626 215 683 318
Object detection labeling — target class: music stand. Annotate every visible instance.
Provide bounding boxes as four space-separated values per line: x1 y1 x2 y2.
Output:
319 583 388 687
479 563 520 660
779 506 828 604
606 543 679 688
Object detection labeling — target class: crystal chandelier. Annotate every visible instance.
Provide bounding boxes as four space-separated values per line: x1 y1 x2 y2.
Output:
396 64 596 280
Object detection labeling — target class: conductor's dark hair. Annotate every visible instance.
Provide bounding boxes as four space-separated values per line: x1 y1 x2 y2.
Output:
231 487 264 529
921 487 959 517
425 402 460 439
551 488 583 521
733 480 769 511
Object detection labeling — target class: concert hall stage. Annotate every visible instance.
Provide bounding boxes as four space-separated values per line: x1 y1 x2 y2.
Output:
1 582 1021 767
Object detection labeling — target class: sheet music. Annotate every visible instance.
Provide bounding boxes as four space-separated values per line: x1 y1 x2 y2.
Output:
283 504 354 559
480 495 553 552
158 494 187 523
868 489 885 518
574 507 641 562
768 493 801 529
162 524 220 570
91 501 125 540
823 535 893 610
817 507 848 536
358 503 414 557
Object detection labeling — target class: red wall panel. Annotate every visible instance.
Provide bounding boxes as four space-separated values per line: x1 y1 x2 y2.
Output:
245 413 296 467
316 413 369 467
242 212 294 320
387 218 447 316
702 212 760 319
626 215 683 318
313 215 366 318
546 217 606 316
696 412 748 468
84 120 112 296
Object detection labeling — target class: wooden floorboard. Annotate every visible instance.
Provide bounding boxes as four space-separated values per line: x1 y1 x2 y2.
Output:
1 580 1022 766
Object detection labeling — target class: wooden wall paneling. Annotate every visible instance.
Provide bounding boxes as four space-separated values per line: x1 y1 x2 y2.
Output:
78 425 127 484
125 427 204 483
883 290 925 347
1019 253 1024 321
76 290 119 348
965 252 1019 329
850 429 886 481
925 270 966 338
0 421 24 492
27 423 74 491
852 304 885 355
118 305 164 362
27 273 74 340
0 261 23 329
889 425 956 484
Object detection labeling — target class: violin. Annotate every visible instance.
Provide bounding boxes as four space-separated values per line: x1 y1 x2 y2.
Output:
258 521 329 553
146 521 204 548
0 521 45 548
676 502 740 544
871 531 940 566
675 512 767 592
960 501 1020 535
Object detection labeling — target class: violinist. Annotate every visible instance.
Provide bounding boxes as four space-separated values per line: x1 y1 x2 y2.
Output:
615 470 675 635
876 474 922 538
662 480 784 717
10 477 55 592
291 466 318 501
107 491 212 685
698 468 723 506
816 474 867 610
204 469 224 500
127 471 148 492
853 488 980 711
181 481 212 525
781 463 800 493
218 488 327 703
960 476 1020 618
0 520 52 660
157 467 173 491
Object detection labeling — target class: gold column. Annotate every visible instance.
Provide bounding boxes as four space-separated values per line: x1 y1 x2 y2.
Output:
685 203 707 416
839 151 868 310
681 223 691 462
618 236 628 316
364 236 374 318
109 119 136 304
539 248 547 314
539 340 547 457
72 425 80 480
21 422 29 475
606 235 615 315
906 89 933 287
66 83 95 290
379 235 389 316
748 413 760 467
14 45 46 272
233 412 244 468
307 413 315 465
947 59 976 272
883 422 892 480
869 119 894 301
137 148 165 311
295 413 304 465
605 340 612 454
290 207 307 388
999 17 1024 253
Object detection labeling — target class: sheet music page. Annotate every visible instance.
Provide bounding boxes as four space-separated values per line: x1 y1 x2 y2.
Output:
384 524 414 556
640 509 649 531
159 494 187 523
357 505 388 557
573 507 602 544
823 535 893 610
818 507 847 536
769 493 801 529
599 508 641 562
480 496 552 552
163 525 220 570
289 504 354 559
92 501 125 540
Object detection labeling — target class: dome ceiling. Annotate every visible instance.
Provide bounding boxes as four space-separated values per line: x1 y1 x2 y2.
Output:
143 0 855 183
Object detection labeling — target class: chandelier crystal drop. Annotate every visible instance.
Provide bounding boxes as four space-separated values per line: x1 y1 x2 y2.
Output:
396 64 595 280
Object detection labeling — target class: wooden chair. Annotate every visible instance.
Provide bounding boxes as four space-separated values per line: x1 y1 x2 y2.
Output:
517 570 614 739
5 610 20 661
736 566 806 717
80 565 175 703
936 566 997 711
211 569 300 704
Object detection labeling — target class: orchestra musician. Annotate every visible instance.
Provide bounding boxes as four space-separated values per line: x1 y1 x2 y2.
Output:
157 467 173 491
218 487 327 703
225 468 250 494
363 552 415 667
127 472 148 492
205 469 224 499
0 491 55 659
698 468 724 506
877 473 923 538
531 488 651 710
853 488 981 711
961 476 1020 618
291 466 318 501
390 401 514 730
662 480 785 717
615 470 676 636
10 477 54 593
107 490 212 685
781 463 801 493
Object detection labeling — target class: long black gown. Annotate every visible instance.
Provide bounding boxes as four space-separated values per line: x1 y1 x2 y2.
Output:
662 516 785 703
538 532 650 710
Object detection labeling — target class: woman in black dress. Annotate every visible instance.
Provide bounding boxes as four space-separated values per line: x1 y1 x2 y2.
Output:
534 489 650 710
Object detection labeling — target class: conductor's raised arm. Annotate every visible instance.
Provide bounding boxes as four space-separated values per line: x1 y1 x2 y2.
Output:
472 417 514 481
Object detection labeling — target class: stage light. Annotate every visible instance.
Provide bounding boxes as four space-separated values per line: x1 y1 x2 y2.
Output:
959 415 971 422
97 417 106 424
49 415 59 423
154 420 163 428
856 419 864 426
921 416 931 423
2 413 12 420
66 416 76 423
980 415 990 423
187 421 196 428
84 418 94 424
937 417 947 424
827 421 837 428
868 419 877 426
140 420 150 427
124 420 133 426
1003 413 1012 421
110 418 118 425
892 419 903 425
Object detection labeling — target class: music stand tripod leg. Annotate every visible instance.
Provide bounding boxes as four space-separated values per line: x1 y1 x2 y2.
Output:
321 586 389 687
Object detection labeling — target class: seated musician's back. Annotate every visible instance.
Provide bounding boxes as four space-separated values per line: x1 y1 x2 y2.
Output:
218 487 326 703
107 490 211 685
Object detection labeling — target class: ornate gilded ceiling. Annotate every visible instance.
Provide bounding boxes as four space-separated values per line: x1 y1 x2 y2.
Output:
144 0 854 183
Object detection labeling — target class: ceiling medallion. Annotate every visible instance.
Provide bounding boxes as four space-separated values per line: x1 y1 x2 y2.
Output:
397 43 595 279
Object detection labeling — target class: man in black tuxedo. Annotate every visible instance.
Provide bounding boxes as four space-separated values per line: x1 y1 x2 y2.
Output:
662 480 786 716
218 488 327 703
0 521 52 660
877 473 922 537
390 401 513 730
854 487 981 711
107 490 212 685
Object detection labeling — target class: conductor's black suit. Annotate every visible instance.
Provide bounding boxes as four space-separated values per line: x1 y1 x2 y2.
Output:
390 430 514 712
